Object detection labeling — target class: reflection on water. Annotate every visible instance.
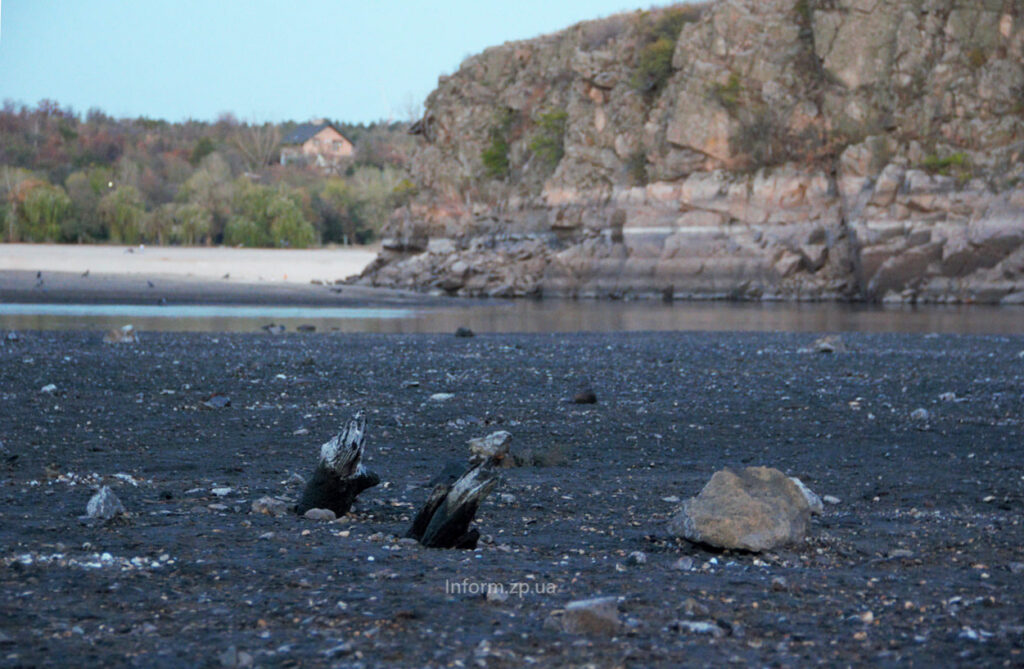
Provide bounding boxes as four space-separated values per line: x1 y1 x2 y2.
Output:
0 300 1021 335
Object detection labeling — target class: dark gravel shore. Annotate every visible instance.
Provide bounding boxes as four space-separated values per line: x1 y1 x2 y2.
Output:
1 329 1022 667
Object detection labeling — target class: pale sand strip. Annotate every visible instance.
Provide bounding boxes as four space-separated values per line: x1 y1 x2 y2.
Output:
0 243 378 284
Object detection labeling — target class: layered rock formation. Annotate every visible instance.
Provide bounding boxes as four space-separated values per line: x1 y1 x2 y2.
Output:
356 0 1024 303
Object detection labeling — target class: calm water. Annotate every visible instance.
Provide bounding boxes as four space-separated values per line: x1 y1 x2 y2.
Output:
0 300 1021 335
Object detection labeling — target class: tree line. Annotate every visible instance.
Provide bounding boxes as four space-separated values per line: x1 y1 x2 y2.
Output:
0 100 419 247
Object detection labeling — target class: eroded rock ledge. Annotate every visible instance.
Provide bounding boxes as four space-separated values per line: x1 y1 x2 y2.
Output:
355 0 1024 304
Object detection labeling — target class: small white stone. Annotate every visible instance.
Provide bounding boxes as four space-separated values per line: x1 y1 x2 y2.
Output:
40 383 57 394
429 393 455 402
211 487 233 497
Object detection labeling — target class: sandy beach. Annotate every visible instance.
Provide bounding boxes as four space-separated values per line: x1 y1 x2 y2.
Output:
0 243 378 284
0 243 447 307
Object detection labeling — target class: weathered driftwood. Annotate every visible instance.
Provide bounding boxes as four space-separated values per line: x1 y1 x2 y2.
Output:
296 411 380 516
407 458 499 549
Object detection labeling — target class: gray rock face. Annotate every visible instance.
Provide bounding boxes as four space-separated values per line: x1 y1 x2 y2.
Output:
86 486 126 521
356 0 1024 304
667 466 813 552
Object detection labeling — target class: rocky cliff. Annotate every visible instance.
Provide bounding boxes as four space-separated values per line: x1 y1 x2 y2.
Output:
356 0 1024 303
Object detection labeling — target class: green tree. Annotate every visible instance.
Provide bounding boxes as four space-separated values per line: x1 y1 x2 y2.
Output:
145 203 177 245
316 178 358 244
170 202 212 245
189 137 216 166
178 153 234 239
98 185 145 243
267 196 316 248
64 169 112 241
223 215 269 247
19 182 72 242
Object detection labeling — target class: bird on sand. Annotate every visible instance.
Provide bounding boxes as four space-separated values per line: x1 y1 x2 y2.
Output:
81 269 90 277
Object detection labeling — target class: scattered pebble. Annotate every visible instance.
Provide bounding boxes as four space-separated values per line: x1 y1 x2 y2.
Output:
939 392 957 401
468 430 512 463
789 476 824 515
304 508 337 521
84 486 126 521
202 394 231 409
823 495 841 505
485 588 509 604
572 389 597 404
557 596 622 635
429 393 455 402
103 324 139 344
218 645 254 668
810 335 846 354
910 408 929 421
672 556 695 571
454 326 475 338
671 620 726 638
625 551 647 566
40 383 57 394
211 487 233 497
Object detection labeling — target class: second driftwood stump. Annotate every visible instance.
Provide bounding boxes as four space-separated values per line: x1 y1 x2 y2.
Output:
407 456 500 549
296 411 380 516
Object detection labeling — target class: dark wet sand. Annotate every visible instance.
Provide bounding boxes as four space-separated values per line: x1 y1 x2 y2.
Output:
1 329 1022 667
0 270 444 308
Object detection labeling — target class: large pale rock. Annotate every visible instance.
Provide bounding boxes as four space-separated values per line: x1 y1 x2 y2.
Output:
667 466 812 552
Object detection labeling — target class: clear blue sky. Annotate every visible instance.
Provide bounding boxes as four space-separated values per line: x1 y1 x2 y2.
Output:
0 0 668 124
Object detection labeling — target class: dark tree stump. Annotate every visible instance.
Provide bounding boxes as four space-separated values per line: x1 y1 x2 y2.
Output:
295 411 380 516
407 459 499 549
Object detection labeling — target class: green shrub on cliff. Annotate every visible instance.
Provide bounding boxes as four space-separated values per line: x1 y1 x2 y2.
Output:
921 152 971 181
630 7 701 94
481 108 518 180
528 109 568 172
711 73 743 112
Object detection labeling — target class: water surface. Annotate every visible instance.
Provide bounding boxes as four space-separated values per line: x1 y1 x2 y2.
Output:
0 300 1020 335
